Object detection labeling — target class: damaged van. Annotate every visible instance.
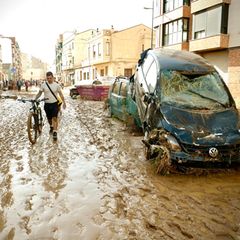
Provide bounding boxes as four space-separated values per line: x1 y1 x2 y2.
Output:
132 48 240 174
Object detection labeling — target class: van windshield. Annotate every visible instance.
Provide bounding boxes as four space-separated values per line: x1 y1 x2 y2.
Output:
160 70 231 110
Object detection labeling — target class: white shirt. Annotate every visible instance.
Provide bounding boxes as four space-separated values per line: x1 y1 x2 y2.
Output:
40 81 62 103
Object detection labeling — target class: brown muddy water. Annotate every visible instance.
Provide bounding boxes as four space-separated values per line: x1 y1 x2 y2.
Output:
0 89 240 240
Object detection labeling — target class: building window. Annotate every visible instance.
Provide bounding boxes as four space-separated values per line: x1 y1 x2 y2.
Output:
124 68 132 78
163 18 189 46
98 43 102 56
88 46 90 60
163 0 190 13
100 69 104 76
193 4 229 40
105 66 108 75
194 30 205 39
93 45 96 58
106 42 110 56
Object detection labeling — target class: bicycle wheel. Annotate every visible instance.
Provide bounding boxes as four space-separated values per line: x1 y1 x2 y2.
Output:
27 112 38 144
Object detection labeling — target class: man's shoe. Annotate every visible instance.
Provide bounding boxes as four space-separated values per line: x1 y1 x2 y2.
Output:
49 126 53 134
53 131 57 141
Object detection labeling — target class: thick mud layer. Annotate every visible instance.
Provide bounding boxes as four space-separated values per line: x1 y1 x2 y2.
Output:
0 89 240 240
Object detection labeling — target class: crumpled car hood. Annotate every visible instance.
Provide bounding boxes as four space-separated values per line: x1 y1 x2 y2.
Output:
160 104 240 145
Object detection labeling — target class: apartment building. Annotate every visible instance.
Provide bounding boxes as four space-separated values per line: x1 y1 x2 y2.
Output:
11 37 22 82
0 36 22 83
21 53 48 81
57 24 153 85
90 24 152 78
58 29 97 85
74 29 97 82
154 0 240 106
55 34 63 82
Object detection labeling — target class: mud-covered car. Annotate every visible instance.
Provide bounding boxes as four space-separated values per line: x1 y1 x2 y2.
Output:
132 48 240 173
107 76 141 128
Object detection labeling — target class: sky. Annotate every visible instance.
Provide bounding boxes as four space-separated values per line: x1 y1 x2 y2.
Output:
0 0 152 65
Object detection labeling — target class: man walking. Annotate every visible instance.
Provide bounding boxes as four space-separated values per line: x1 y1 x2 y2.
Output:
35 71 66 140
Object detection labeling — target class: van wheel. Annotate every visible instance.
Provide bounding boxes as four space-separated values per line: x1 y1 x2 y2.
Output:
155 146 171 175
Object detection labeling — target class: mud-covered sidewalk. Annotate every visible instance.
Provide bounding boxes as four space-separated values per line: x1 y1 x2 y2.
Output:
0 89 240 240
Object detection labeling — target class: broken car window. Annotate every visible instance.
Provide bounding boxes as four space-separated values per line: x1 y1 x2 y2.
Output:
161 70 231 109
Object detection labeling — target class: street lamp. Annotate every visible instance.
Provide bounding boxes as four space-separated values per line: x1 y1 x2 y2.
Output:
144 0 154 49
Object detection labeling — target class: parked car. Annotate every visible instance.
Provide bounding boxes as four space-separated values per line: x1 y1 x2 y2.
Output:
69 86 79 98
131 48 240 173
107 76 141 128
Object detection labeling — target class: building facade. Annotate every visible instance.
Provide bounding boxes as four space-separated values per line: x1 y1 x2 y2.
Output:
153 0 240 107
57 24 153 86
0 36 22 85
91 24 153 79
21 53 48 81
55 34 63 82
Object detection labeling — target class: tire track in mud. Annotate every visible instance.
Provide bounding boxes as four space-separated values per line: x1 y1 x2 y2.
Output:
1 94 240 240
0 96 33 239
1 93 105 239
72 98 240 240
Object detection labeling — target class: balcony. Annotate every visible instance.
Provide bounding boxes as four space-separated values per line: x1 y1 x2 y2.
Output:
157 5 191 25
163 42 189 51
191 0 231 13
189 34 229 52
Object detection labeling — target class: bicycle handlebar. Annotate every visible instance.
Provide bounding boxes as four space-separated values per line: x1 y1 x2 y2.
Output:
18 98 48 103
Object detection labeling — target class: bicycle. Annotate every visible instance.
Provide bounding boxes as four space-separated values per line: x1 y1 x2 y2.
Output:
18 98 47 144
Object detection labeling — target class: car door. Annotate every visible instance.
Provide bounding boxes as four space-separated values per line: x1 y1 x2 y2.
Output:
135 53 158 126
118 81 128 121
109 80 121 117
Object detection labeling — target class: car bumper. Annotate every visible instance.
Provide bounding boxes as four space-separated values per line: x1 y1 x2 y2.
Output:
171 151 240 167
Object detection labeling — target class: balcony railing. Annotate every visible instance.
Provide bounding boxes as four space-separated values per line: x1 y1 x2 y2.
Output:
189 34 229 52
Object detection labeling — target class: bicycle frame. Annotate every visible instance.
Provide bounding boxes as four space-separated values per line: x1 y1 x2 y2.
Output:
18 98 47 144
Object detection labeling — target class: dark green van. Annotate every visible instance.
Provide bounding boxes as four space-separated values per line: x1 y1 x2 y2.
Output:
107 76 141 128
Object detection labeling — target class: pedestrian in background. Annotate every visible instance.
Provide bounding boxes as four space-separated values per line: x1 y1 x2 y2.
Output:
24 80 29 91
16 79 23 91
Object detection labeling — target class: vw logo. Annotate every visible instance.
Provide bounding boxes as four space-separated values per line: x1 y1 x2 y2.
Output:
209 147 218 158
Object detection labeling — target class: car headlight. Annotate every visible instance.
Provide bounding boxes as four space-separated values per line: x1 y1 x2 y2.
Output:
165 135 182 151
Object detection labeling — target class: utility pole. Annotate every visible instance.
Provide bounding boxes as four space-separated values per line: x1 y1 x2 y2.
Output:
144 0 154 49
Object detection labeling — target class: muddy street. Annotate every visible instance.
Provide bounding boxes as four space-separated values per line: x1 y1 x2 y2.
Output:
0 89 240 240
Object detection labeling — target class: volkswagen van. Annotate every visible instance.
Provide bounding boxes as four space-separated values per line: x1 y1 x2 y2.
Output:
132 48 240 170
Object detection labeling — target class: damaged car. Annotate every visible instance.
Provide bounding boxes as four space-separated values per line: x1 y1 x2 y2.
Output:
131 48 240 174
107 76 141 128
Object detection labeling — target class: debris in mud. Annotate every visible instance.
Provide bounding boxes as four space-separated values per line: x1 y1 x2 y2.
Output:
0 93 18 100
141 128 237 176
142 129 172 175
